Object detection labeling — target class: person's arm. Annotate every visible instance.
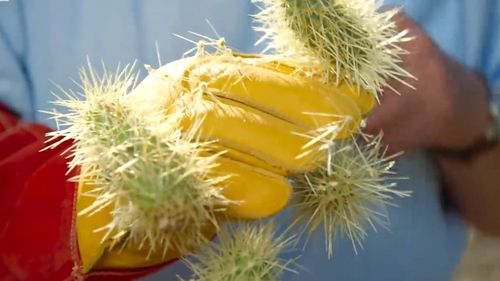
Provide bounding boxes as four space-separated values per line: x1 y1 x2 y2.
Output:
364 13 500 235
427 54 500 235
435 143 500 236
432 36 500 235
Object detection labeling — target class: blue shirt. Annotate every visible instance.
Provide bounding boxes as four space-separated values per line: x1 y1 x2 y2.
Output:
0 1 498 280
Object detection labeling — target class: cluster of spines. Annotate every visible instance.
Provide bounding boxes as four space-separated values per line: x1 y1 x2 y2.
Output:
251 0 413 259
184 222 297 281
253 0 413 94
46 60 230 257
291 134 410 258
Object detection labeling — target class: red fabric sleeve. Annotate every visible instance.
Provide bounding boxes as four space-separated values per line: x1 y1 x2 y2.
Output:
0 104 174 280
0 142 79 280
0 123 51 162
0 125 52 222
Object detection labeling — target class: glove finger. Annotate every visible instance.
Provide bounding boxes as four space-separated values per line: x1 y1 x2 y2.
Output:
337 82 376 115
211 156 292 220
208 143 286 176
233 54 376 116
182 96 319 173
189 55 363 137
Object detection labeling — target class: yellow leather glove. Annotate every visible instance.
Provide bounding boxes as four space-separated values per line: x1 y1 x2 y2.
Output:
76 53 375 272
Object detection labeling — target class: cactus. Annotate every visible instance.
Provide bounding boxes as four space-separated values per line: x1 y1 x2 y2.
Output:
292 134 410 258
184 222 297 281
251 0 413 259
47 61 230 257
253 0 413 94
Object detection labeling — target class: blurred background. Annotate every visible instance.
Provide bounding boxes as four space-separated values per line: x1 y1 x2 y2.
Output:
455 230 500 281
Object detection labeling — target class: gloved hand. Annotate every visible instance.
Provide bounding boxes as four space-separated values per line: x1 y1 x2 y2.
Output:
0 52 374 281
76 52 375 275
132 52 374 218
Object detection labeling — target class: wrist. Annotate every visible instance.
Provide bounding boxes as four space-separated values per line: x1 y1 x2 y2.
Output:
431 63 498 160
431 58 492 151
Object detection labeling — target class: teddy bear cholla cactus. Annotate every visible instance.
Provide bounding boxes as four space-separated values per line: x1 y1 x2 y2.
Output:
253 0 413 258
293 134 409 258
185 222 297 281
253 0 414 94
46 60 231 257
